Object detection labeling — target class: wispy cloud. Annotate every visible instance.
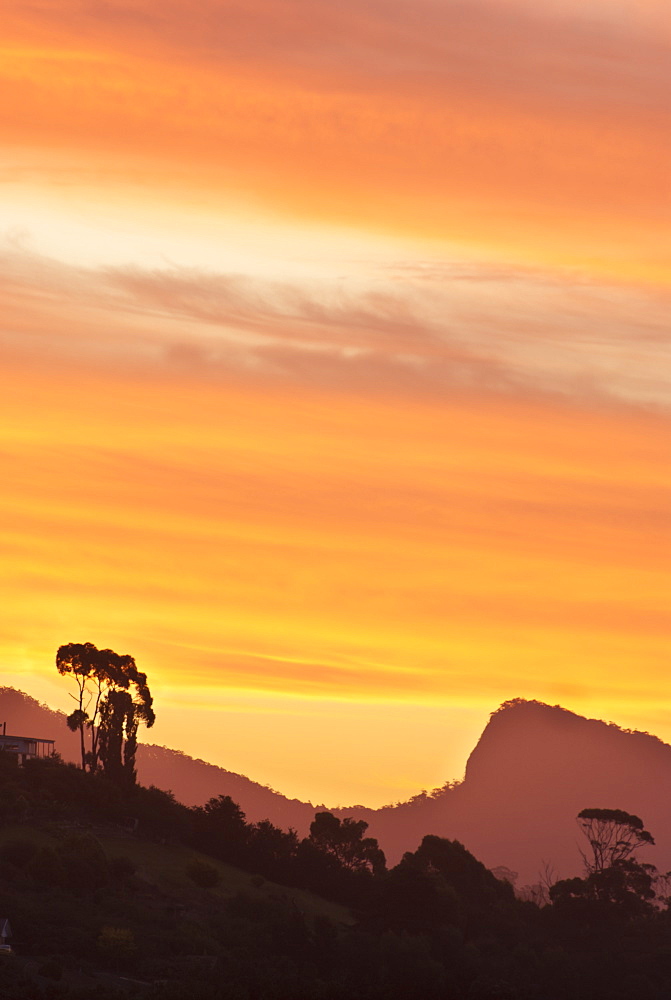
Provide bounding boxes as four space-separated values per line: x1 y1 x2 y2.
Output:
1 242 668 408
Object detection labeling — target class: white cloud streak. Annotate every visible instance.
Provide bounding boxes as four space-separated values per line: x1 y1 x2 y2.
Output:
0 240 669 409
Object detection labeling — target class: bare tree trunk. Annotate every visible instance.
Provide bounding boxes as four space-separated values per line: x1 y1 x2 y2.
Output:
79 719 86 770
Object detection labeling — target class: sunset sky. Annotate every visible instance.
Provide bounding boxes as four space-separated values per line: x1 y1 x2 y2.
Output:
1 0 669 806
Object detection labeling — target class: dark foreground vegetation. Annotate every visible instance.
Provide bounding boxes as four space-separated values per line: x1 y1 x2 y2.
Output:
2 753 671 999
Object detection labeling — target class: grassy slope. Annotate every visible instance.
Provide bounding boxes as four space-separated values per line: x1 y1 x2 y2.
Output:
0 821 352 929
99 829 353 925
0 819 355 998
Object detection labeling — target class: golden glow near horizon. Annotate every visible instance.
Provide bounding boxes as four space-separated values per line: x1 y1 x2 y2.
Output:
0 0 669 804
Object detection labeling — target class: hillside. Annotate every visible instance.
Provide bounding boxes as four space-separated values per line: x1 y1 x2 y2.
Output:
0 819 350 929
4 688 671 885
0 780 352 999
0 748 637 1000
0 687 316 831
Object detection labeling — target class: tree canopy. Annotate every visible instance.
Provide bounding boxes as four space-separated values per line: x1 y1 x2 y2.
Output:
56 641 154 783
309 811 386 875
577 807 654 875
550 807 660 914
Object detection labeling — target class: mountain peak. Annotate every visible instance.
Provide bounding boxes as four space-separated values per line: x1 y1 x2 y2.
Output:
464 696 668 788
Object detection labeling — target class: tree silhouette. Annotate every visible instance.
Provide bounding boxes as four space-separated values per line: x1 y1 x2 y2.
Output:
577 808 654 875
551 808 659 913
57 641 101 770
309 811 386 875
191 794 249 864
56 642 154 781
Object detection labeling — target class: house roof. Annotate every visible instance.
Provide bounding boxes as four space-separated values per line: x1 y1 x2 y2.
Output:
0 734 54 745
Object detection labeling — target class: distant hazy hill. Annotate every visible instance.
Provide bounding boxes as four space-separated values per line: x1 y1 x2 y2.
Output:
354 699 671 884
0 687 317 831
3 688 670 884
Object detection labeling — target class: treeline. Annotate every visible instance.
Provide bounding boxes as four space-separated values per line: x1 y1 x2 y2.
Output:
2 753 671 999
0 751 383 905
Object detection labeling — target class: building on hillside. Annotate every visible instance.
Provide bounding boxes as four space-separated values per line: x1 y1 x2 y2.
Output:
0 723 54 765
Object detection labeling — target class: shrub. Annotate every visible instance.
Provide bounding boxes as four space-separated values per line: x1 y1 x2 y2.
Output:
186 860 221 888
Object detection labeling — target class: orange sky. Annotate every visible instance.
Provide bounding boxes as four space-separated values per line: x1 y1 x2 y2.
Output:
0 0 669 805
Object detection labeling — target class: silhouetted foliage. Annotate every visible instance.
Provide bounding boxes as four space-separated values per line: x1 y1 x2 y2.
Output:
549 806 664 953
371 849 460 932
191 794 250 865
368 835 518 941
551 857 657 917
5 744 671 999
415 834 514 904
577 807 655 874
247 819 299 883
56 641 154 782
309 811 386 875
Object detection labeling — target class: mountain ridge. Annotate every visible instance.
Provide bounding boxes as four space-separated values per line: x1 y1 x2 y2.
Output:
2 686 669 884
